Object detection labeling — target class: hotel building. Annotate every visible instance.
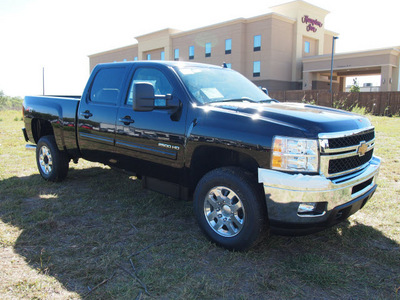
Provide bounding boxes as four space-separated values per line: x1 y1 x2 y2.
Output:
89 0 400 92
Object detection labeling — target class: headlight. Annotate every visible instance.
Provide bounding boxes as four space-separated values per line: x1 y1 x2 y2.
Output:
271 136 319 172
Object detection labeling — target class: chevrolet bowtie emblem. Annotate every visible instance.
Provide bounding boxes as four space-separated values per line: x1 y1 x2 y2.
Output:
357 142 368 156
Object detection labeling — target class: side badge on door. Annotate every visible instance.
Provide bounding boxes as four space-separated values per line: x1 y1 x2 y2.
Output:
158 142 180 151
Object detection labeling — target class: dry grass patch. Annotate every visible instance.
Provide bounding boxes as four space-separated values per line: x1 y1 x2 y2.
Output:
0 110 399 299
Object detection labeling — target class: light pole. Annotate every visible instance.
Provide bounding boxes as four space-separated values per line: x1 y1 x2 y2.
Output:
330 36 339 104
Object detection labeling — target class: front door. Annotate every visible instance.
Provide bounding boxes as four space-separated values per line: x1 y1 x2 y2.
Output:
114 66 186 183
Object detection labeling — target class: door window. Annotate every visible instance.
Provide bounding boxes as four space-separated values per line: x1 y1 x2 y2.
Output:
126 68 173 106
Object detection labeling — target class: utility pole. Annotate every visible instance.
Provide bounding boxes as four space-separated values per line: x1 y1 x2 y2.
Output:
42 67 45 95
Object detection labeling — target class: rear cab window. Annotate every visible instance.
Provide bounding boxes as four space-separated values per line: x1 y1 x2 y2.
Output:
90 67 127 105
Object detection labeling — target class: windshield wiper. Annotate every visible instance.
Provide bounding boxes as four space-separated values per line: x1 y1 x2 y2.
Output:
211 97 258 103
259 99 279 103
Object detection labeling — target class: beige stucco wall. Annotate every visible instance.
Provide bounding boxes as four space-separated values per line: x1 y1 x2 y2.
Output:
244 17 273 79
143 48 164 61
303 48 400 91
88 44 138 72
267 17 294 81
88 1 336 90
171 13 295 85
323 32 336 55
270 0 330 82
171 19 246 73
136 28 182 61
303 50 399 72
88 1 399 92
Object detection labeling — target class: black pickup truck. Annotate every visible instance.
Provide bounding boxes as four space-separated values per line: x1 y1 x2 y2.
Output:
22 61 381 250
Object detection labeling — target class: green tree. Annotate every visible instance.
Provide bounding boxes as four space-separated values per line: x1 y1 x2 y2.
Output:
350 78 360 93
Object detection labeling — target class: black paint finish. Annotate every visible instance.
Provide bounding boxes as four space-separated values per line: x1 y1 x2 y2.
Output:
23 61 372 194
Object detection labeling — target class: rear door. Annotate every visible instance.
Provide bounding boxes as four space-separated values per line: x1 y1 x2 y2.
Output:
77 65 129 164
114 66 187 183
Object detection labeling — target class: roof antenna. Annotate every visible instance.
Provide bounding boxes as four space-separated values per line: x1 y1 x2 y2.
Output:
222 62 228 68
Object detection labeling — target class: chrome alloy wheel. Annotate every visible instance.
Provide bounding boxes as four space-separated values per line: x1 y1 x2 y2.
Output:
204 186 245 237
38 145 53 175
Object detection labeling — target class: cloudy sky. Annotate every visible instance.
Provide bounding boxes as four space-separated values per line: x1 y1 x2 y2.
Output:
1 0 399 97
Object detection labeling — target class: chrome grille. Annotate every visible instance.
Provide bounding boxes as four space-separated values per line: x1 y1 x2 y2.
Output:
328 149 373 174
328 131 375 149
319 127 375 178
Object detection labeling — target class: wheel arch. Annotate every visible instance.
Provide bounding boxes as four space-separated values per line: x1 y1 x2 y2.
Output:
31 118 54 144
188 145 261 194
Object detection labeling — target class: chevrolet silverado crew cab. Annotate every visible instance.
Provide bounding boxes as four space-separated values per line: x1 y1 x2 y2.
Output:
22 61 381 250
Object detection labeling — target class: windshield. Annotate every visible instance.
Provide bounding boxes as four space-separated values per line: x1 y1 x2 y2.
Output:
176 66 272 104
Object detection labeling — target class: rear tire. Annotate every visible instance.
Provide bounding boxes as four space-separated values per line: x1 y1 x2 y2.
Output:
193 167 268 251
36 135 69 182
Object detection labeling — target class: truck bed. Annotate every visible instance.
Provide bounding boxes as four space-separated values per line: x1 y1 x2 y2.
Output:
23 95 81 158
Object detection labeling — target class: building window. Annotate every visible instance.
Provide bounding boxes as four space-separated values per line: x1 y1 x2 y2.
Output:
253 61 260 77
174 48 179 61
304 41 310 53
189 46 194 60
254 35 261 51
225 39 232 54
205 42 211 57
161 51 165 60
147 54 151 60
134 57 138 61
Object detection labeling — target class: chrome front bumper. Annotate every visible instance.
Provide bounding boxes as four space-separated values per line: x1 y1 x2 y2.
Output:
258 156 381 229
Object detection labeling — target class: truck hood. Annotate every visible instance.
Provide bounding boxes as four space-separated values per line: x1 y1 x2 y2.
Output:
206 101 371 138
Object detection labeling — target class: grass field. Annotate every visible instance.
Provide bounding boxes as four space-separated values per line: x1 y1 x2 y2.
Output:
0 109 399 299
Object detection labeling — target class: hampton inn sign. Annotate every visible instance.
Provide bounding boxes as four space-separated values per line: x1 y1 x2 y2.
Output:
302 15 323 32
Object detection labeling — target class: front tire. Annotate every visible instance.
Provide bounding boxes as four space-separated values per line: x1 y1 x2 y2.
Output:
193 167 268 251
36 135 69 182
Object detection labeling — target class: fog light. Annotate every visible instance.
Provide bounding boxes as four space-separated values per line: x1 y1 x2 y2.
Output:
298 203 317 214
297 202 327 217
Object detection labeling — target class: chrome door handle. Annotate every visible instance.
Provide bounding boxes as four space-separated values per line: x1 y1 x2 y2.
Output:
80 111 93 118
119 116 135 125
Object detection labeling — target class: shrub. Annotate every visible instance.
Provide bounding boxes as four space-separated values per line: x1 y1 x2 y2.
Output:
350 104 367 115
0 90 23 111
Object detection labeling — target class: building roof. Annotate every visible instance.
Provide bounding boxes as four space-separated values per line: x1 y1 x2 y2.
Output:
88 44 138 58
